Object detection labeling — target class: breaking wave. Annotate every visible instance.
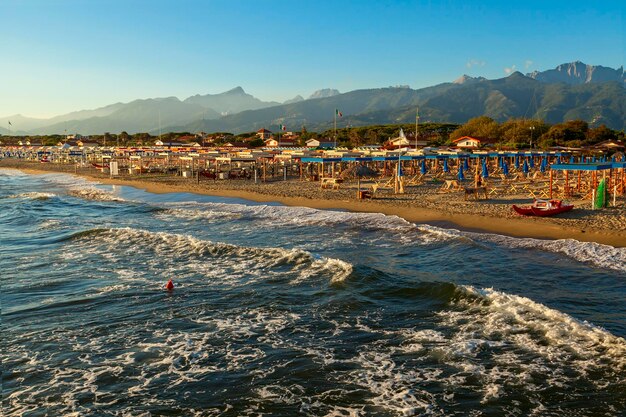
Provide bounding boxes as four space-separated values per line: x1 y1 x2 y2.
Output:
8 192 57 200
68 227 353 285
67 187 125 202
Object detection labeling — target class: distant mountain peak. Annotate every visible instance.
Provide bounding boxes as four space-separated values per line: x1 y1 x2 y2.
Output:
309 89 340 99
527 61 625 85
225 86 246 95
284 95 304 104
453 74 486 84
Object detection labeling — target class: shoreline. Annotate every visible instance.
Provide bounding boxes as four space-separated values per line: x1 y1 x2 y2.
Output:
2 163 625 247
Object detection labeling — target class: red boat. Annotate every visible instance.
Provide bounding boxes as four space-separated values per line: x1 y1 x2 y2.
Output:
512 199 574 217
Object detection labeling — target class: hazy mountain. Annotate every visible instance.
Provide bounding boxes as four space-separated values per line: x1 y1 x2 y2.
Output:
4 61 624 136
31 97 210 135
308 89 340 99
283 95 304 104
184 86 279 115
0 114 50 132
527 61 625 85
169 69 625 133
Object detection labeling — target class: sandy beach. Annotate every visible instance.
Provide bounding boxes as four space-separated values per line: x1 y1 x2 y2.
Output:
2 159 625 247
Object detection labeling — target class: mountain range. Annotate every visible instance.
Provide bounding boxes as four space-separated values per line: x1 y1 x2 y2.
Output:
2 61 624 136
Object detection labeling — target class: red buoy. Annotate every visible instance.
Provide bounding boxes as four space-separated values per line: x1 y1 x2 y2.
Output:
165 279 174 291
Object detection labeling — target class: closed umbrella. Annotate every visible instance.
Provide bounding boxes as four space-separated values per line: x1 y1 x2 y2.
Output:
443 159 449 173
502 161 509 176
515 155 520 169
570 155 575 163
523 160 529 174
556 156 561 164
540 158 546 173
457 165 465 181
481 160 489 178
420 159 427 175
529 157 535 168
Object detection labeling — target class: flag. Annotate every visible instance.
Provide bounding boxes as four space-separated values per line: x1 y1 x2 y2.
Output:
335 109 342 117
279 124 286 131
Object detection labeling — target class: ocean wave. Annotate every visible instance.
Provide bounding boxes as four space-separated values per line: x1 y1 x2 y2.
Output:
69 227 353 285
417 224 626 273
158 202 625 272
8 192 57 200
67 187 125 202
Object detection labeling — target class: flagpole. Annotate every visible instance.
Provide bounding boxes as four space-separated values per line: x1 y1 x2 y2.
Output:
415 107 419 150
334 111 337 148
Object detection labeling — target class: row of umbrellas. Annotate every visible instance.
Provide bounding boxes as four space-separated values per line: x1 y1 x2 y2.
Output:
409 156 553 181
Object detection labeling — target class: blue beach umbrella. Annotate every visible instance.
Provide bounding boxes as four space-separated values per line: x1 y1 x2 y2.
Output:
420 159 427 175
556 156 561 164
502 161 509 176
457 165 465 181
540 158 546 173
529 157 535 168
592 156 596 163
514 155 520 169
523 160 529 174
443 159 449 173
570 155 575 163
481 160 489 178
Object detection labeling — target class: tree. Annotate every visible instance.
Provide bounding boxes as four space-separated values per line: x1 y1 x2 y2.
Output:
539 120 588 147
587 124 617 145
500 119 549 148
449 116 501 142
249 138 265 147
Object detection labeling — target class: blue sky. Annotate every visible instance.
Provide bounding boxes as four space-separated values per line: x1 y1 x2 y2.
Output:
2 0 623 118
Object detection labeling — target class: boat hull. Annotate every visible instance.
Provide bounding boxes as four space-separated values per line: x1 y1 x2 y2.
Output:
512 202 574 217
530 204 574 217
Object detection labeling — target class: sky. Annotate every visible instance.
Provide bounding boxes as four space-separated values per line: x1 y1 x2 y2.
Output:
1 0 624 118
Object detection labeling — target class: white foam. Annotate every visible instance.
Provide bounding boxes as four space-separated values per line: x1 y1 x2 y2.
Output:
161 201 625 272
71 227 353 286
8 191 57 200
67 187 124 202
417 224 626 272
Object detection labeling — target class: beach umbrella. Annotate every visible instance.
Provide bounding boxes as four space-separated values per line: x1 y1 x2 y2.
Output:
457 165 465 181
481 159 489 178
570 155 575 163
463 158 469 171
556 156 561 164
540 158 546 173
514 155 520 169
523 160 529 174
420 159 427 175
502 161 509 176
443 159 449 173
529 157 535 168
592 156 596 163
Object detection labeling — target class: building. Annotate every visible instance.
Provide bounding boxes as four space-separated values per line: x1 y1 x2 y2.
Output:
265 138 296 147
305 139 335 148
257 128 272 140
453 136 497 149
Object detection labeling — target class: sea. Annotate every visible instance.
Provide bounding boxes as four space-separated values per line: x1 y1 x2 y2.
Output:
2 169 625 417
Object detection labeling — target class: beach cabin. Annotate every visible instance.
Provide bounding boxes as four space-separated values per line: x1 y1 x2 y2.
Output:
306 139 334 148
453 136 497 149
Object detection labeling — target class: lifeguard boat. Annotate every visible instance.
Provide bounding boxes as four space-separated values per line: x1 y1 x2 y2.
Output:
512 199 574 217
